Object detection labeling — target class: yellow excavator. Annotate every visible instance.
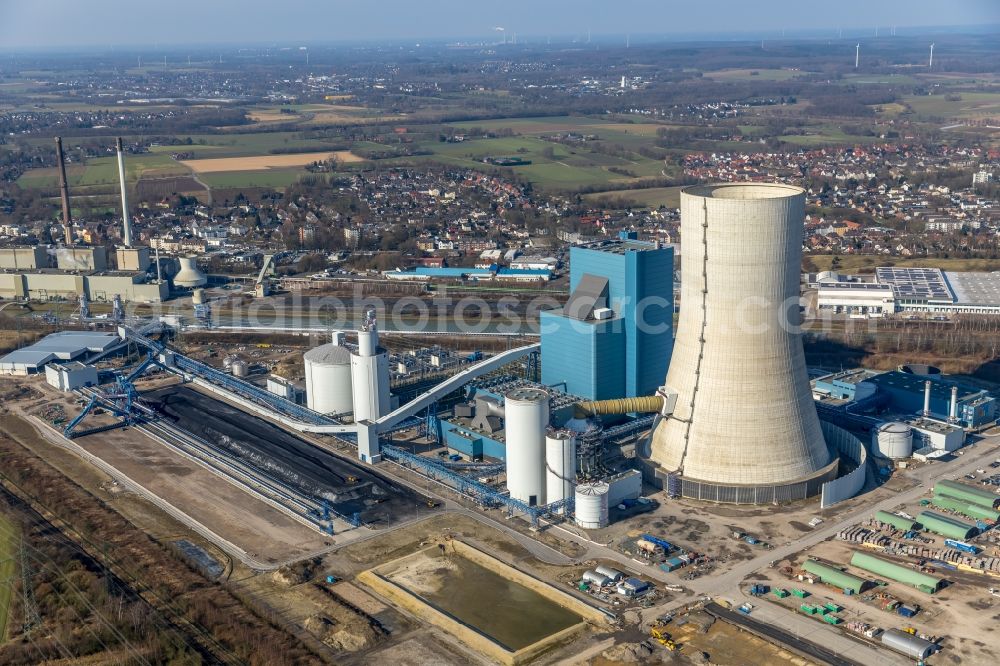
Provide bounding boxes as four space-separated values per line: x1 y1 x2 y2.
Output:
650 626 677 651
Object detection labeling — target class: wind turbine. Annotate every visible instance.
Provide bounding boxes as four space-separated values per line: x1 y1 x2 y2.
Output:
855 43 860 69
929 43 935 68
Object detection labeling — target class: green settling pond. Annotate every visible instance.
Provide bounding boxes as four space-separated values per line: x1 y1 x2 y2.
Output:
387 552 582 650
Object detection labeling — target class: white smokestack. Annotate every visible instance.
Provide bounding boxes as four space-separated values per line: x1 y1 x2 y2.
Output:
116 138 133 247
923 380 932 417
949 386 959 422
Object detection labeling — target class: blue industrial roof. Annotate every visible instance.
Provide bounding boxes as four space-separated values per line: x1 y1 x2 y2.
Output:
496 268 551 276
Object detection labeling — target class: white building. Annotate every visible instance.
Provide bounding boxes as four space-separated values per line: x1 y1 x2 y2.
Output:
973 170 994 185
45 361 99 391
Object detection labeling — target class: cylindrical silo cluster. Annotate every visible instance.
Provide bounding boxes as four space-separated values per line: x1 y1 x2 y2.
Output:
545 429 576 507
651 184 835 502
504 387 550 506
872 422 913 460
574 481 609 529
304 344 354 415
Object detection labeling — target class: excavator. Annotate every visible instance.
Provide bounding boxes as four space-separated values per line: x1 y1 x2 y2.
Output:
650 626 677 651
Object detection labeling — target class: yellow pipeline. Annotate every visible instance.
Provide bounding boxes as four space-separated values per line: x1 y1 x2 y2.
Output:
574 395 664 419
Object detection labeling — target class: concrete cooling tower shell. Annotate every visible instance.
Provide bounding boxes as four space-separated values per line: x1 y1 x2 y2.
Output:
174 256 207 288
651 183 836 503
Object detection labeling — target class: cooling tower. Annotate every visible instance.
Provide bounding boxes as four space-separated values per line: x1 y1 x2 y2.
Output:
651 184 837 503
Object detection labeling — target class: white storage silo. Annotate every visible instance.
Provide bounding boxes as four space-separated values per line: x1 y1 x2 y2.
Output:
304 344 354 415
545 430 576 506
504 387 550 506
873 422 913 460
651 184 833 499
192 288 205 305
350 312 391 422
231 359 248 377
575 482 609 529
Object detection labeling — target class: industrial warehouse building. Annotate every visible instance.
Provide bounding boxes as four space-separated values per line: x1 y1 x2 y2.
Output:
916 510 978 540
934 479 1000 510
814 266 1000 316
0 270 167 303
802 559 867 594
540 234 674 400
849 551 943 594
0 331 121 375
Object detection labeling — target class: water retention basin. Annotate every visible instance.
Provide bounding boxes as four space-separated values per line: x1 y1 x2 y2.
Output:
359 540 605 664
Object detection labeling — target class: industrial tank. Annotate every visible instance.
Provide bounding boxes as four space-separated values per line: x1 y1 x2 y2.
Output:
545 430 576 506
230 359 248 377
174 256 207 288
651 184 833 499
350 311 391 422
872 422 913 459
192 288 205 305
574 482 609 529
504 387 550 506
304 344 353 415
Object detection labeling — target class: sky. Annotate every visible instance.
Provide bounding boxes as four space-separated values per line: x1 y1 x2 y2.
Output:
1 0 997 49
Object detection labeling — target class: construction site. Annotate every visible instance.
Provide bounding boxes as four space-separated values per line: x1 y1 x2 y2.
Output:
2 183 1000 665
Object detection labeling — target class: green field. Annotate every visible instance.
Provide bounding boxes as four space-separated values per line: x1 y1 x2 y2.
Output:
17 152 190 189
411 130 668 191
0 513 17 644
582 186 683 208
903 92 1000 119
705 68 806 81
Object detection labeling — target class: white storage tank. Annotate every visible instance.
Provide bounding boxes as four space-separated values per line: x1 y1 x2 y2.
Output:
872 422 913 459
174 255 207 288
575 481 610 529
545 430 576 506
304 344 353 416
504 387 550 507
231 359 248 377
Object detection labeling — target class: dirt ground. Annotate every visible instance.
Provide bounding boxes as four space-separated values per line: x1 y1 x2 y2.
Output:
755 486 1000 666
8 378 332 566
181 150 363 172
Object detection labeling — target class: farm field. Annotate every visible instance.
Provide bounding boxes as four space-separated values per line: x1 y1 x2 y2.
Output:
181 150 363 173
246 102 403 126
0 513 17 644
704 68 806 81
196 169 305 188
414 132 667 191
902 92 1000 119
582 185 683 208
153 132 351 159
16 152 190 189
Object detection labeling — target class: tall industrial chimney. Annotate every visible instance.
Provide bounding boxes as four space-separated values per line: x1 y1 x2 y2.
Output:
116 138 133 247
923 380 932 417
949 386 959 423
650 184 835 503
54 137 74 245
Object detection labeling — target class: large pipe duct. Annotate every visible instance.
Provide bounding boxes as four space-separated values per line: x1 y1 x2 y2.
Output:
54 137 73 244
574 395 664 419
116 137 133 247
651 184 833 495
923 380 932 417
